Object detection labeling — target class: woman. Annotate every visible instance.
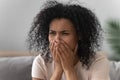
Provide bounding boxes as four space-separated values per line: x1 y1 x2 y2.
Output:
28 1 110 80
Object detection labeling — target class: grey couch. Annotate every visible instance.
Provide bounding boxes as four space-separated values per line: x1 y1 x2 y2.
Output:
0 52 120 80
109 61 120 80
0 56 35 80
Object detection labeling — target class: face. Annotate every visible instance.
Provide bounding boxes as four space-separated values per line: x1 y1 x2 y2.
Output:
48 18 79 51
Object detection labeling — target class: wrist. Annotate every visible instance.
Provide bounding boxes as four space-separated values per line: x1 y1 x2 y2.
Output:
55 64 63 71
50 68 63 80
64 67 75 74
55 67 63 74
64 68 78 80
63 66 74 73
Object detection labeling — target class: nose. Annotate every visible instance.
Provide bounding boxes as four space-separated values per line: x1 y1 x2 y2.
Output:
55 34 61 42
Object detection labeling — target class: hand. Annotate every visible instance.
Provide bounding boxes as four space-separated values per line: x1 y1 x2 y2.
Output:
49 40 63 80
49 40 63 71
57 40 78 72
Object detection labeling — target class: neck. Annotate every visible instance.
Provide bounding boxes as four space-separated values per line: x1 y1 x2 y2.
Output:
74 55 79 66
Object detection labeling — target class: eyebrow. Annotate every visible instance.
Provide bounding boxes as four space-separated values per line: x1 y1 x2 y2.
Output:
49 29 71 32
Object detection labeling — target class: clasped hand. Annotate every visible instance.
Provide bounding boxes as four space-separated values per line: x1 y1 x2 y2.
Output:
49 39 78 72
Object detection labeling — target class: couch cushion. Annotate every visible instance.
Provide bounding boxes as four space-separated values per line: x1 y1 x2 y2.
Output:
0 56 35 80
110 61 120 80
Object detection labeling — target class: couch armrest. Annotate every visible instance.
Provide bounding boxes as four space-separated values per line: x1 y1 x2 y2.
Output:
0 51 34 57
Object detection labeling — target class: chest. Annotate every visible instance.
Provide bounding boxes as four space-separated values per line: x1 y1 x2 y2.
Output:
46 63 91 80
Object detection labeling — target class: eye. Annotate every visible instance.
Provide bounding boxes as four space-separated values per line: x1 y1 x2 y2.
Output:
49 31 56 35
62 32 69 35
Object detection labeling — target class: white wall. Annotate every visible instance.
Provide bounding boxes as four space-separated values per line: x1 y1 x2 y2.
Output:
0 0 120 54
0 0 45 51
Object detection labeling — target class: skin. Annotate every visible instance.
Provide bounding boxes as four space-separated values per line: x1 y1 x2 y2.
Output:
49 18 79 80
32 18 79 80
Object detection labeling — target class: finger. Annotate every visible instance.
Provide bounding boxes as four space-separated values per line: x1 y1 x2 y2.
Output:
54 47 62 63
51 41 56 58
50 40 55 53
74 44 78 54
52 44 56 59
49 42 51 50
58 45 64 56
60 41 74 58
58 47 71 68
60 41 75 63
57 47 64 63
51 41 54 52
59 43 68 57
55 46 59 55
49 40 53 50
61 40 73 52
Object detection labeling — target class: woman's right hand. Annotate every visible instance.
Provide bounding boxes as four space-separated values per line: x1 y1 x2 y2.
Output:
49 40 63 80
49 40 63 71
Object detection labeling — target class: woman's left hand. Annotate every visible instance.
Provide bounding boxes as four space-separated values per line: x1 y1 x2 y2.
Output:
57 39 78 72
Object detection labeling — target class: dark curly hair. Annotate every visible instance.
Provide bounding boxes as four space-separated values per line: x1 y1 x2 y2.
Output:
27 0 102 69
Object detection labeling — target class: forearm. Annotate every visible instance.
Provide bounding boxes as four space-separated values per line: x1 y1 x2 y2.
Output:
50 69 63 80
65 68 78 80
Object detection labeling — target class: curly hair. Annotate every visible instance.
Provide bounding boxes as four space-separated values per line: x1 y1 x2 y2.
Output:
27 0 102 69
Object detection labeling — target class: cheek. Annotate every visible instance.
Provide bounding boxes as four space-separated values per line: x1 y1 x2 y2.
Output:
64 37 78 50
48 35 57 43
48 35 52 42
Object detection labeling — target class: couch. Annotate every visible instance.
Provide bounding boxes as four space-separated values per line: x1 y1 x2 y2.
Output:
0 52 35 80
109 61 120 80
0 52 120 80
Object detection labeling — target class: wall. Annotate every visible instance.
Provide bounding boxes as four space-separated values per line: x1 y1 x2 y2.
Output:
0 0 120 56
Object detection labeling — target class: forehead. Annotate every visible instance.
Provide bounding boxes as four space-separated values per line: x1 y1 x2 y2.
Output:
49 18 75 30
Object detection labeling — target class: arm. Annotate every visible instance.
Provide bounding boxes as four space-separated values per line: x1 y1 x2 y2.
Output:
57 40 79 80
90 54 110 80
49 40 63 80
50 68 63 80
64 68 78 80
32 77 43 80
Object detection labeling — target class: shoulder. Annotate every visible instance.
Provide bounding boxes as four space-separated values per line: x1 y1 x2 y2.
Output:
90 51 110 69
33 55 45 64
32 54 47 79
32 54 47 69
89 51 110 69
89 51 110 80
94 51 108 61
